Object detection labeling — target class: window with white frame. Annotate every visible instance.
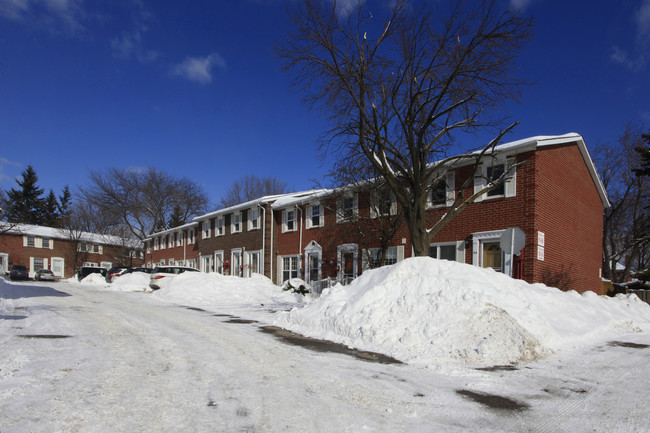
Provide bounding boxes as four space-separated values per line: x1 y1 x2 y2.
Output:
282 255 299 282
282 209 297 232
337 193 358 222
214 251 224 274
154 238 159 250
247 250 261 276
159 236 165 249
474 157 516 201
428 172 455 208
188 228 195 244
232 249 243 276
429 243 457 261
100 261 112 269
26 236 35 247
216 216 225 236
306 203 323 229
42 238 50 248
370 188 396 218
367 246 399 268
83 262 98 267
177 232 184 247
248 208 260 231
146 241 151 253
168 234 174 248
231 212 242 233
33 257 45 273
202 220 211 239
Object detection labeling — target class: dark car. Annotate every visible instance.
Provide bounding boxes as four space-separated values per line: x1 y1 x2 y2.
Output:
35 269 56 281
9 265 29 281
106 266 130 283
123 267 154 275
77 266 107 281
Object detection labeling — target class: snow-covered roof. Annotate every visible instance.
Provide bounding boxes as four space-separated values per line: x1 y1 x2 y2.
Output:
270 189 332 209
0 223 142 248
143 221 198 241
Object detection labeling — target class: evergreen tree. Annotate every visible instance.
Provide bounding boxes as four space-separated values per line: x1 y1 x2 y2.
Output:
42 190 61 227
58 185 72 223
167 204 186 229
5 165 45 225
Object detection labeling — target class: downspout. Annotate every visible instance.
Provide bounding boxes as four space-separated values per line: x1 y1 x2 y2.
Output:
258 203 266 278
296 204 303 277
270 207 274 284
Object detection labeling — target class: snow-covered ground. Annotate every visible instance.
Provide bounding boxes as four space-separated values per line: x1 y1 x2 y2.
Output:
2 258 650 432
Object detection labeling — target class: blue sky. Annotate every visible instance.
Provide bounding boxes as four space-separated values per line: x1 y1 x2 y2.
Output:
1 0 649 208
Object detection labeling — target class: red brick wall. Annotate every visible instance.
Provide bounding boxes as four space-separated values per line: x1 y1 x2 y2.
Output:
532 143 604 293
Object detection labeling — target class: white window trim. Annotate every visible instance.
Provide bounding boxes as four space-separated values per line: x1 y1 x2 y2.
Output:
216 216 225 236
282 208 298 233
429 241 465 263
248 208 260 231
202 220 211 239
336 193 359 223
361 245 404 271
370 189 398 218
231 212 242 234
427 171 456 209
474 157 516 202
305 203 324 229
177 232 184 247
231 248 243 277
214 250 224 274
278 254 301 285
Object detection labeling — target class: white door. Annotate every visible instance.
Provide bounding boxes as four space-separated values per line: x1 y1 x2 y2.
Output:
51 257 65 278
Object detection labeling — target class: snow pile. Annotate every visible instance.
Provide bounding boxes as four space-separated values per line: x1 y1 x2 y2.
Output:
152 272 306 312
274 257 650 367
79 273 107 284
109 272 151 292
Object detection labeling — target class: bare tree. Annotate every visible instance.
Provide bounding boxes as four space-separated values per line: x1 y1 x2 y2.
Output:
595 125 650 283
219 175 290 208
80 167 209 240
279 0 532 255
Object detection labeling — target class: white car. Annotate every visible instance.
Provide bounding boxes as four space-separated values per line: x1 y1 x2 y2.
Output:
149 266 199 290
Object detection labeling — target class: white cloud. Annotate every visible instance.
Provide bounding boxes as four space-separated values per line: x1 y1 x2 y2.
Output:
0 0 85 34
509 0 534 11
610 46 645 71
637 0 650 39
110 28 161 64
170 53 227 85
329 0 365 18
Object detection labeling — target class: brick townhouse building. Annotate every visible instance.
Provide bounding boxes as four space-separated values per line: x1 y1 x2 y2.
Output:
143 222 199 269
146 133 609 294
0 223 143 279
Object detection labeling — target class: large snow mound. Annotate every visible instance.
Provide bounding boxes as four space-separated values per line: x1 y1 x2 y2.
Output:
110 272 151 292
152 272 305 311
274 257 650 368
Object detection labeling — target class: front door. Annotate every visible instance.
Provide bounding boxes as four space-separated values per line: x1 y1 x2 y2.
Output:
482 242 503 272
308 253 319 283
51 257 65 278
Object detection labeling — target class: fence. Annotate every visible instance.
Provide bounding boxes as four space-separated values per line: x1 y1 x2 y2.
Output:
309 276 355 296
629 289 650 304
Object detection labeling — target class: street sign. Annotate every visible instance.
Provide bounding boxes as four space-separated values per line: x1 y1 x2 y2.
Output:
500 227 526 256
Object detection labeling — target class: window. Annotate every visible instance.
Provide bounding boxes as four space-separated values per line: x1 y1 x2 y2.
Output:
231 212 242 233
370 188 396 218
232 249 242 276
160 237 166 250
214 251 224 274
188 228 195 244
177 232 184 247
428 243 460 262
474 157 516 201
33 257 44 273
367 247 398 268
216 217 225 236
146 241 151 253
202 221 211 239
487 164 505 197
42 238 50 248
283 209 297 232
282 256 299 282
247 251 261 276
336 194 358 222
154 238 159 251
100 261 112 269
248 208 260 231
306 204 323 229
168 234 174 248
430 181 447 206
26 236 35 247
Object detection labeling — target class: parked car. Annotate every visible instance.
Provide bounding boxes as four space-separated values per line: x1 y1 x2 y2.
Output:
106 266 130 283
149 266 199 290
9 265 29 281
77 266 107 281
35 269 56 281
123 267 154 275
